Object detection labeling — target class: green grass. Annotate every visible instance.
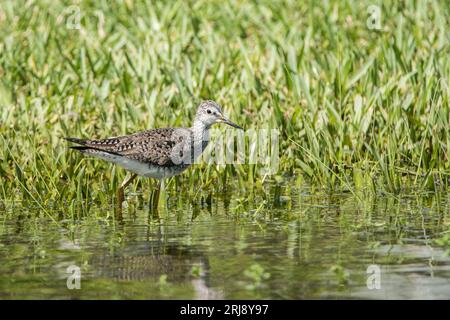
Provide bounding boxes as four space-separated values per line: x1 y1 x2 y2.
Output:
1 0 450 208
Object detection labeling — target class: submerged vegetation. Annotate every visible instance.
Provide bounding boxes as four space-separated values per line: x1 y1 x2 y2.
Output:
0 0 450 209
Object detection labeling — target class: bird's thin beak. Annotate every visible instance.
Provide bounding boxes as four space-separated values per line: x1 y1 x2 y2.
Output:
219 116 243 130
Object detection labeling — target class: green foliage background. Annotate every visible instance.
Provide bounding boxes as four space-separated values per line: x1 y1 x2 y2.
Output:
1 0 450 206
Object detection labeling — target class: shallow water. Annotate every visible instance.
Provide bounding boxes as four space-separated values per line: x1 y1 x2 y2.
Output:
1 184 450 299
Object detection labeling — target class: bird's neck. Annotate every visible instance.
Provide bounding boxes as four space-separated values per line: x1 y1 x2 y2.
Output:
191 118 210 157
191 119 209 142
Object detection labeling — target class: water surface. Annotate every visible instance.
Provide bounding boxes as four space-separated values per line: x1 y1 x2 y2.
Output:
1 184 449 299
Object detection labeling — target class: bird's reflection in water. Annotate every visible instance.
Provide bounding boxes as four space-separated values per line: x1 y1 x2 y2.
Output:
90 244 223 299
91 202 223 299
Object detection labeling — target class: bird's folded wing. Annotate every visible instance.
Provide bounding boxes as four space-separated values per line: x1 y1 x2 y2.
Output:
76 128 185 167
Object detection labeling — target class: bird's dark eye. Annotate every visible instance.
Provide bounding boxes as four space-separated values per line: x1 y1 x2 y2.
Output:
207 109 212 114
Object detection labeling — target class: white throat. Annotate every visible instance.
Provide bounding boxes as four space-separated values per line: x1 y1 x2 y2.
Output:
192 119 210 141
191 119 210 160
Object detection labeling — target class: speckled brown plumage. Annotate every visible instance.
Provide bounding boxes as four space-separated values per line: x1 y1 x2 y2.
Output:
65 128 188 167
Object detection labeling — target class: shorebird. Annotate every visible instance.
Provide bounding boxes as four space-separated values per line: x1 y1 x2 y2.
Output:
66 100 243 209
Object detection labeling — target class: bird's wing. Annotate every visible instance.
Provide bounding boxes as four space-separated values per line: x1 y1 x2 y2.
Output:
66 128 190 167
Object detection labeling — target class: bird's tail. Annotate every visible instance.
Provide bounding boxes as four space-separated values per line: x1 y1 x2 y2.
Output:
65 137 121 156
69 146 93 152
65 137 87 145
65 137 91 153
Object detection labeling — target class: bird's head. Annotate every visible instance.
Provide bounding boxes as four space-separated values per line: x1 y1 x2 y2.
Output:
195 100 243 130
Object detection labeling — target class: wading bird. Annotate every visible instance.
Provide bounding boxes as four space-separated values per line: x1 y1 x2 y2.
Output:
66 100 243 210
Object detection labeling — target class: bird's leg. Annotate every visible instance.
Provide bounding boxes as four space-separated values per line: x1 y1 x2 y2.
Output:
116 173 138 205
159 179 166 208
149 181 157 215
151 180 161 212
150 179 165 213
